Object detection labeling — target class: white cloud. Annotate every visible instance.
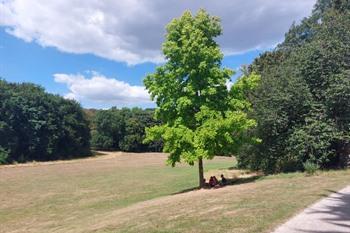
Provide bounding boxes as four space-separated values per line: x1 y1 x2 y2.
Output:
0 0 316 64
53 73 151 106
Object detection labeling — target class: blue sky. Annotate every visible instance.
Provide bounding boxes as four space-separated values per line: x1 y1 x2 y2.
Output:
0 0 316 109
0 29 159 108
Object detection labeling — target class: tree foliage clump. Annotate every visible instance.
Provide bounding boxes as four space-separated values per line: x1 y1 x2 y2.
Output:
0 79 91 164
90 107 162 152
144 10 259 188
238 0 350 173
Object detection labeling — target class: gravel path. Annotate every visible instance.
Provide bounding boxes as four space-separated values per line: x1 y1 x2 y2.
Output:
272 186 350 233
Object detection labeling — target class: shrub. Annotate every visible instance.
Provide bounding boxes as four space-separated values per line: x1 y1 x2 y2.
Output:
303 161 320 175
0 147 9 164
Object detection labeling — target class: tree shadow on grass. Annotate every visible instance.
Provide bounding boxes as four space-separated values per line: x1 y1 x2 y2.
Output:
62 150 108 160
171 175 263 195
91 151 109 156
54 150 109 162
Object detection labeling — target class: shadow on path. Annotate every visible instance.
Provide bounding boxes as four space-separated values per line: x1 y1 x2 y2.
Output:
303 189 350 232
277 187 350 233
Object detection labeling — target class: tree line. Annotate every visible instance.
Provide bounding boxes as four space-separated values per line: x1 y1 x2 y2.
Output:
236 0 350 173
0 80 91 164
0 80 162 164
87 107 162 152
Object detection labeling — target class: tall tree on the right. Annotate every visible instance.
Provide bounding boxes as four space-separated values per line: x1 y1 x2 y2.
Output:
238 0 350 173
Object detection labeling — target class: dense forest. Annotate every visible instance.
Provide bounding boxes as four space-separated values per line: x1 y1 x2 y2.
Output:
237 0 350 173
87 107 162 152
0 79 91 164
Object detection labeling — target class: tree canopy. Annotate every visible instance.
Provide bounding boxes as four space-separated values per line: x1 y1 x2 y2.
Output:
144 9 258 188
90 107 162 152
237 0 350 173
0 79 91 164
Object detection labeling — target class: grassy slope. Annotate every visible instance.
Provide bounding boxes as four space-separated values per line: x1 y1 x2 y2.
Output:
101 170 350 233
0 152 233 233
0 152 349 233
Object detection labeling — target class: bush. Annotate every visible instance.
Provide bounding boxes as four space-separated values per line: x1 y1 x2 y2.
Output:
303 161 320 175
0 147 9 164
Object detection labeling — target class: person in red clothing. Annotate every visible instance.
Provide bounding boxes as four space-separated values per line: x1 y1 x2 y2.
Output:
213 176 219 186
209 176 214 187
209 176 219 187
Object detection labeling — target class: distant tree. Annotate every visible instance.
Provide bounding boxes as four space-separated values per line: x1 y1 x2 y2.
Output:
144 10 258 188
91 107 162 152
91 107 125 150
84 108 98 130
119 108 161 152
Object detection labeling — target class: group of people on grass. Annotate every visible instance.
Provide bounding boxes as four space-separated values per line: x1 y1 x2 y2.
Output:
203 174 227 188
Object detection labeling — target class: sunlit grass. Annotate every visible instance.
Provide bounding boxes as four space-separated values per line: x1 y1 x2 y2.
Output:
1 153 349 233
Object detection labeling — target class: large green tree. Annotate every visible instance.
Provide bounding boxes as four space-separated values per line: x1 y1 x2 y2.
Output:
144 10 258 188
239 0 350 173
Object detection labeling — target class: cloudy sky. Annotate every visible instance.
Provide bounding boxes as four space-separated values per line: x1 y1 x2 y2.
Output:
0 0 316 108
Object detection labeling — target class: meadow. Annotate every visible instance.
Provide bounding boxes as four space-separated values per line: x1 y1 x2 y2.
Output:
1 152 349 233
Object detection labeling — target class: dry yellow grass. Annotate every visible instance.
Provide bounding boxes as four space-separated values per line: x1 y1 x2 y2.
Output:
1 152 349 233
0 152 233 233
90 170 350 233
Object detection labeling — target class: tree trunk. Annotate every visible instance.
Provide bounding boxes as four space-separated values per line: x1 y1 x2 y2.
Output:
198 157 204 189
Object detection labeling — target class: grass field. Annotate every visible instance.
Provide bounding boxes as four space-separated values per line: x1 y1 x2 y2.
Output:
1 152 349 233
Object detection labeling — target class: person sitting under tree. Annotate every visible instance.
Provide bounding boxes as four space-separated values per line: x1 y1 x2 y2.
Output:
209 176 219 187
220 174 227 186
